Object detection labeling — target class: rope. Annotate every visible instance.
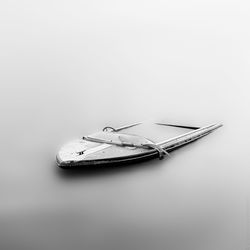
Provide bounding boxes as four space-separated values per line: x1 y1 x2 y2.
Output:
142 143 169 160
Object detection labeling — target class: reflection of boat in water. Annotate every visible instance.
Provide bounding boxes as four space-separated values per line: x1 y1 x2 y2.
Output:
56 122 222 169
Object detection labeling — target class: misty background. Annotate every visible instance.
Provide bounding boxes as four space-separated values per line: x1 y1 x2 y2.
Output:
0 0 249 249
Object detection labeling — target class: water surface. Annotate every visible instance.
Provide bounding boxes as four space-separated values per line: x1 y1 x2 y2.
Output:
0 0 249 249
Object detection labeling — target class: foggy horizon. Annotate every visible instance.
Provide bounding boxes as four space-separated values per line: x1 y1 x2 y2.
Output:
0 0 249 249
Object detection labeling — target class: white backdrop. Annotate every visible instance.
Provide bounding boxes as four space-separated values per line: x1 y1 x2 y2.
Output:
0 0 249 249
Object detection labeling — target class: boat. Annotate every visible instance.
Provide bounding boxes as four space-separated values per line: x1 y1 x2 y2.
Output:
56 122 222 169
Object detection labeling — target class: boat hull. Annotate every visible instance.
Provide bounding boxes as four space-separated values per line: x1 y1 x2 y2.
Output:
56 123 222 169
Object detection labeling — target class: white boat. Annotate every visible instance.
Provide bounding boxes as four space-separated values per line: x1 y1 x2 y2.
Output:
56 122 222 169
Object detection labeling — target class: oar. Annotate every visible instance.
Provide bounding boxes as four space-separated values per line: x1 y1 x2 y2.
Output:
155 123 200 130
103 122 142 132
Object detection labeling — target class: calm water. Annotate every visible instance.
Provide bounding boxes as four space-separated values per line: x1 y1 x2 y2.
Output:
0 0 249 249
